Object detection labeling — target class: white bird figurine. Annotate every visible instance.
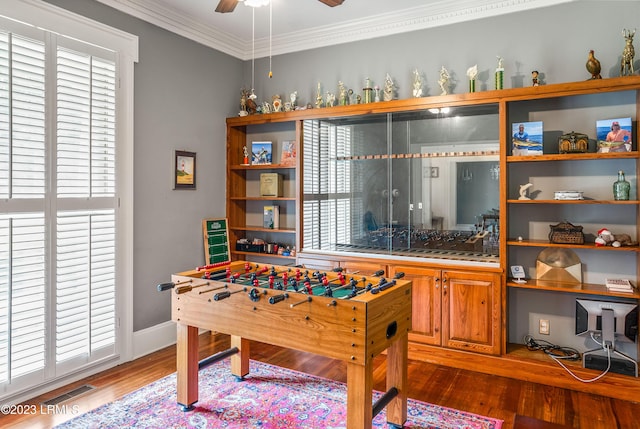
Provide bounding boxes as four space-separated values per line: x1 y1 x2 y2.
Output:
518 183 533 200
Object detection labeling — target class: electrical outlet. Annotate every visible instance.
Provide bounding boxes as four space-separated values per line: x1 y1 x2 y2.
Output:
539 319 550 335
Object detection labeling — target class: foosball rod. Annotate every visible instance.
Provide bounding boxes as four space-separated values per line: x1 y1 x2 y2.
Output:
198 346 239 370
372 387 399 420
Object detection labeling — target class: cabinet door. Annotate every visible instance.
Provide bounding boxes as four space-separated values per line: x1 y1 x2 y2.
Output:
442 270 501 355
390 265 441 346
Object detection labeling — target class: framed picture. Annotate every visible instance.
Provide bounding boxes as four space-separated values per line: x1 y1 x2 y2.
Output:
280 140 296 166
251 141 272 165
174 150 196 189
512 121 543 156
596 117 632 153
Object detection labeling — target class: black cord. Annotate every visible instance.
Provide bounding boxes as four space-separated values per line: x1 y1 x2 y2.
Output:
523 335 581 360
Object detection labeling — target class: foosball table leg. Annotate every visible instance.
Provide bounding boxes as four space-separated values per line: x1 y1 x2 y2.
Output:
176 324 199 411
230 335 250 380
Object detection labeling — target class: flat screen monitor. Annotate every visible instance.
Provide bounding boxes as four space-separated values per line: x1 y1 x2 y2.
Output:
575 298 638 344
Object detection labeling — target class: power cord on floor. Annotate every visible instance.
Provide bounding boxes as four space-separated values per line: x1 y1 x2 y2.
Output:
523 335 611 383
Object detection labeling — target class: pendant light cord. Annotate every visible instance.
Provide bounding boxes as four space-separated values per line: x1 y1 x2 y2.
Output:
268 0 272 78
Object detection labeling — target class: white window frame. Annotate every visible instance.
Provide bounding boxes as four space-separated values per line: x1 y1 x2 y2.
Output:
0 0 137 403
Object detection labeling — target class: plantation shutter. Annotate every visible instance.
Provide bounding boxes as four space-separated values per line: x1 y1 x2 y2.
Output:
0 12 121 397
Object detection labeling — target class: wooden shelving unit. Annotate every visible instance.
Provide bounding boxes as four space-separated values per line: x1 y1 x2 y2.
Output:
224 75 640 401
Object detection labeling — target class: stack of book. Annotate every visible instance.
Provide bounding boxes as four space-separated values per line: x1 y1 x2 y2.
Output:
605 278 635 293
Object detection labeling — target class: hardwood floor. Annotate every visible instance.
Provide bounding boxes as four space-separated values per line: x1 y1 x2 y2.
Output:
2 333 639 429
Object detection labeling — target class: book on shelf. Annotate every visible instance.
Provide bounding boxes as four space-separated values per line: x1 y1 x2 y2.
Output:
605 278 634 292
263 205 279 229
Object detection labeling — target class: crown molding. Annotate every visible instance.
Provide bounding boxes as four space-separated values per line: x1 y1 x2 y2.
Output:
95 0 576 60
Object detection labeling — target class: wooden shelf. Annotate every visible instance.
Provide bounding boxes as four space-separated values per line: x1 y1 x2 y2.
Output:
507 279 640 298
507 239 640 251
230 196 296 201
507 151 639 162
230 164 295 171
231 226 296 234
507 199 639 204
231 250 296 260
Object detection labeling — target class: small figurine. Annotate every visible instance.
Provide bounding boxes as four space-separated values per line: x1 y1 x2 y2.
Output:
363 78 373 103
383 74 394 101
325 91 335 107
518 183 533 200
374 85 381 102
495 56 504 89
290 91 297 108
531 70 540 86
586 50 602 79
621 29 635 76
466 64 478 92
412 69 423 97
338 81 348 105
315 82 323 108
242 146 249 165
239 88 249 116
438 66 450 95
272 94 282 112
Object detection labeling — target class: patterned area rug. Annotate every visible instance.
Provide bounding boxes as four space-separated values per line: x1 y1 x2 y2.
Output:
55 359 502 429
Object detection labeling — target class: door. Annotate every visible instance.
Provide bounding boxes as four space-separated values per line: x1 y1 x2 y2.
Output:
442 270 501 355
390 265 441 346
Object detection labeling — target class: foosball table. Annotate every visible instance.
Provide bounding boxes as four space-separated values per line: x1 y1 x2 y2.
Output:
158 260 413 429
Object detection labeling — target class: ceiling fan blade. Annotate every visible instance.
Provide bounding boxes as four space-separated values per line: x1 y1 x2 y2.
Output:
215 0 239 13
318 0 345 6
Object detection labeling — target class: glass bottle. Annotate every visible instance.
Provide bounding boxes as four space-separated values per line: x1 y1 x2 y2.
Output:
613 170 630 201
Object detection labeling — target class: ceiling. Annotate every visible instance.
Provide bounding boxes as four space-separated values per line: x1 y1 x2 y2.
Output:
95 0 575 60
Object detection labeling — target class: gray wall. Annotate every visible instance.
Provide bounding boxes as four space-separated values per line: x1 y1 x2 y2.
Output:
45 1 640 332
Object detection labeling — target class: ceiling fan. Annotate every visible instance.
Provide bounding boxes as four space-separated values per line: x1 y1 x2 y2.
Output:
215 0 345 14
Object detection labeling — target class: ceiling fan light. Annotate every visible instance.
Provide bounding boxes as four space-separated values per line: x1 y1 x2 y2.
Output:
244 0 270 7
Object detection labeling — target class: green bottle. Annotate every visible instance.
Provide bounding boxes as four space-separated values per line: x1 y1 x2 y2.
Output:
613 170 630 201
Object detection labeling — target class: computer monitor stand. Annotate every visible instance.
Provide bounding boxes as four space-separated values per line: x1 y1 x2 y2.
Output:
582 308 638 377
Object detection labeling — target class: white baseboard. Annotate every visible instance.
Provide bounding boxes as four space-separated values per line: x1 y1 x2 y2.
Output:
131 320 177 360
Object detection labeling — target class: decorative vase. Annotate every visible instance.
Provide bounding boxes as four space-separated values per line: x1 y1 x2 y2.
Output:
613 170 630 200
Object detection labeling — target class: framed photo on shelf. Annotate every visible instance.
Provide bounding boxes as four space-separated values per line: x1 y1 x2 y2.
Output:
512 121 543 156
174 150 196 190
280 140 296 166
251 141 272 165
596 117 632 153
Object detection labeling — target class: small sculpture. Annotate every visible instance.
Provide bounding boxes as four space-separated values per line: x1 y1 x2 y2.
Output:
383 74 394 101
272 94 282 112
466 64 478 92
412 69 423 97
290 91 297 107
586 50 602 79
495 56 504 89
531 70 540 86
338 81 348 105
325 91 335 107
518 183 533 200
315 82 323 108
363 78 373 103
374 85 381 102
438 66 450 95
621 29 635 76
242 146 249 165
239 88 249 116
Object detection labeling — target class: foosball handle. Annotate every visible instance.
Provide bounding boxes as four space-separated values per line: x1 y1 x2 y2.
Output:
157 282 175 292
394 272 405 279
372 269 385 277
